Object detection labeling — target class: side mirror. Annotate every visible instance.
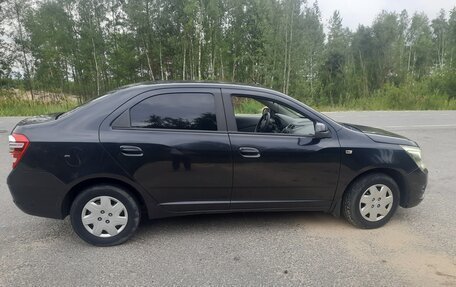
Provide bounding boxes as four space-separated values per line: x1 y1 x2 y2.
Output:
315 122 331 138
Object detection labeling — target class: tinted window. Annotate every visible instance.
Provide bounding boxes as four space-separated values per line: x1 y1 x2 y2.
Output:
130 93 217 131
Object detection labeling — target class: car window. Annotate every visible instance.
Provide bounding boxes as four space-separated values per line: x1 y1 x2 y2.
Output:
232 96 265 115
130 93 217 131
58 93 112 119
231 95 315 136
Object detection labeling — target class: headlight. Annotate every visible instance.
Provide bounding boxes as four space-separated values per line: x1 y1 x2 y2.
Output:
401 145 426 171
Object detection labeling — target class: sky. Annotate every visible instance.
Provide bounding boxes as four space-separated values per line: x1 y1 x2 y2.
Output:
318 0 456 31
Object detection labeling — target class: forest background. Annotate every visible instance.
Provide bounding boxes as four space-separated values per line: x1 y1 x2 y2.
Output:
1 0 456 115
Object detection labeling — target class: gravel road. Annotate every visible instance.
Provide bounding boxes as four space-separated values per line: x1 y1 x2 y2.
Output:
0 111 455 286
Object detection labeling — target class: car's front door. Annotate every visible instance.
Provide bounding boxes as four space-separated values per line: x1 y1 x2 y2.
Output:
100 88 232 212
222 88 341 210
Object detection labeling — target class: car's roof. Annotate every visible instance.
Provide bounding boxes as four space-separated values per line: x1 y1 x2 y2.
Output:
115 81 283 95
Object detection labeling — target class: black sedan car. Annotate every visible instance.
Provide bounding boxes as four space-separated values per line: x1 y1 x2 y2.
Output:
7 83 428 246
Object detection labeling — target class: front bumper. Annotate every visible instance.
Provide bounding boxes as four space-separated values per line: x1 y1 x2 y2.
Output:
400 167 428 208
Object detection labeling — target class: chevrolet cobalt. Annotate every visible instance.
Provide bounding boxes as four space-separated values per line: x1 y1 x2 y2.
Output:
7 83 428 246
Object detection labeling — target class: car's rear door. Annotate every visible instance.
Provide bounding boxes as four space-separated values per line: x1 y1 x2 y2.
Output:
222 88 341 211
100 87 232 212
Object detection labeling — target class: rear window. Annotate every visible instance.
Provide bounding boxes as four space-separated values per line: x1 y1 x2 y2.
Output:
58 93 112 119
130 93 217 131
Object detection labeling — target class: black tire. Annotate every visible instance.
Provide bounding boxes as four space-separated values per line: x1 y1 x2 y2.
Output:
70 185 140 246
342 173 400 229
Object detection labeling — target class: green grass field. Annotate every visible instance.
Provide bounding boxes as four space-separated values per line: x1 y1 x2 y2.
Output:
1 86 455 116
0 97 77 116
313 84 456 111
314 94 456 111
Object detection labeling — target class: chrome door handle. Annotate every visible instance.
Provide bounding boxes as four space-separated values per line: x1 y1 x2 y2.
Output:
120 145 143 157
239 147 261 158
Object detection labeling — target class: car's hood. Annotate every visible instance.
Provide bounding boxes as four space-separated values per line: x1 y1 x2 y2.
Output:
342 123 418 147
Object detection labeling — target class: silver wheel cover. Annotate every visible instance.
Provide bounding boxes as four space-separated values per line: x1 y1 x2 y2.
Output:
359 184 394 222
81 196 128 238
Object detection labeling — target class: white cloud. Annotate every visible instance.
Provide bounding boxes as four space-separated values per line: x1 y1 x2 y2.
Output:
317 0 456 31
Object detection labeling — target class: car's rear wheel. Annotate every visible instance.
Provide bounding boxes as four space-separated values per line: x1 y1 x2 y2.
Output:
342 173 399 229
70 185 140 246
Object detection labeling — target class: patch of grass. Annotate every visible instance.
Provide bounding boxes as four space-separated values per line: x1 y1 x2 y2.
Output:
314 83 456 111
0 98 77 116
2 82 456 116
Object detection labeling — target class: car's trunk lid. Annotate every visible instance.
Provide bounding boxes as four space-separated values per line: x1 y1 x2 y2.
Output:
15 113 61 127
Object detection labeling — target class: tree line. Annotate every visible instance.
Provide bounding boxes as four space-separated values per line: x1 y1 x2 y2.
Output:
1 0 456 107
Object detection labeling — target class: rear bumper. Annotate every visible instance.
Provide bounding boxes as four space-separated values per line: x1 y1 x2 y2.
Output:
400 167 428 208
7 168 67 219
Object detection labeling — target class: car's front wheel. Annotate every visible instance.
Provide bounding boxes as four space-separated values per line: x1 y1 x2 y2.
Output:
342 173 400 229
70 185 140 246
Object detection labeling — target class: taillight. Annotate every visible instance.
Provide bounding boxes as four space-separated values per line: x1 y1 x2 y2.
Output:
9 133 30 169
